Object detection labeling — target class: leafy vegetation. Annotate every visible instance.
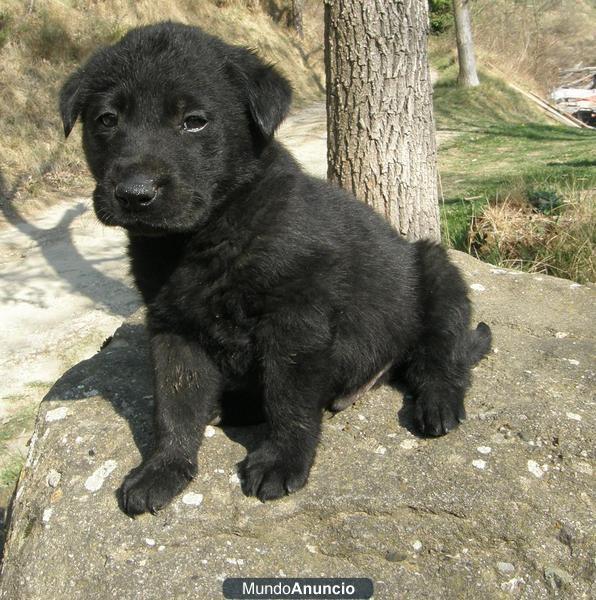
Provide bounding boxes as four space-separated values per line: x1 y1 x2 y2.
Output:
428 0 453 34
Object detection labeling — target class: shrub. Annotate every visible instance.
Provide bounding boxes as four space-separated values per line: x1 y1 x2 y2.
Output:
429 0 453 34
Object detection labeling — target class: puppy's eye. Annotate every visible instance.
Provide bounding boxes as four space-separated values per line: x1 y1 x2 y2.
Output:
97 113 118 128
183 114 208 132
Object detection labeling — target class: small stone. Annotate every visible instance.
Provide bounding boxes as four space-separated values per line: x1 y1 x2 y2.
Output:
497 562 515 574
50 488 63 503
412 540 422 552
527 460 544 478
470 283 486 292
478 411 497 421
46 469 61 488
501 577 524 593
477 446 492 455
557 525 574 548
400 439 418 450
554 331 568 339
385 550 408 562
472 459 487 470
145 538 156 546
84 460 118 492
565 358 580 366
182 492 204 506
572 461 593 476
204 425 216 438
565 412 581 421
374 445 387 455
229 473 240 485
497 427 512 440
544 566 573 591
45 407 68 422
42 508 53 523
158 545 165 552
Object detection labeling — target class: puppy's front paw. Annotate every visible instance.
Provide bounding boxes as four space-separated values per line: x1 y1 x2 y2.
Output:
120 453 196 516
239 442 311 502
414 395 465 437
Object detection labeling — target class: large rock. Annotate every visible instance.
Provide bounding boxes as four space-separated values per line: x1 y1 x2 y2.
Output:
1 252 594 599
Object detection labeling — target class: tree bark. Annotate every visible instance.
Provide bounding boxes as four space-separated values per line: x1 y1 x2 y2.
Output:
324 0 440 241
290 0 304 38
452 0 480 87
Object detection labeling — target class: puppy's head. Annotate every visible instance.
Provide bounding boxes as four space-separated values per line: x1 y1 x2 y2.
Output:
60 22 292 235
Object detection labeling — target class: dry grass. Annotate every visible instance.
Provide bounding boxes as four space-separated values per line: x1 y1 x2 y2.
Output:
469 185 595 283
471 0 596 95
0 0 324 215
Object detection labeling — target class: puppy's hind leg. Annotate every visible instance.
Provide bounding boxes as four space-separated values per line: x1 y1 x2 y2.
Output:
404 241 480 437
405 322 492 437
403 333 470 437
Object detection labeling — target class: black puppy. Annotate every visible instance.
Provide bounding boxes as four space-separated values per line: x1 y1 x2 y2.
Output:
60 22 491 516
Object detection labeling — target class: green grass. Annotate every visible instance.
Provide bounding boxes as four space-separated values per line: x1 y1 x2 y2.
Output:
434 65 596 270
0 456 25 488
0 405 36 447
0 405 37 489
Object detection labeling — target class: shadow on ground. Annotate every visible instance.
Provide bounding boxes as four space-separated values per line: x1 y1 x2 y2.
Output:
0 168 136 318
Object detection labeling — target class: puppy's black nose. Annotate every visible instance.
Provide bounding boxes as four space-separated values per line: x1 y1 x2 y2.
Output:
114 177 157 211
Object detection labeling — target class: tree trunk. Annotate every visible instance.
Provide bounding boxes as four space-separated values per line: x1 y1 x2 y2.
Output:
290 0 304 38
452 0 480 87
324 0 440 241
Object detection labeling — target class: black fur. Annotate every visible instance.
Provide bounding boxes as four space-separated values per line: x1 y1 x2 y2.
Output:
60 22 491 516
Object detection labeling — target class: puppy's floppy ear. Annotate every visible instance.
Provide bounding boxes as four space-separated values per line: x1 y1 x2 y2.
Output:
59 68 87 138
227 48 292 138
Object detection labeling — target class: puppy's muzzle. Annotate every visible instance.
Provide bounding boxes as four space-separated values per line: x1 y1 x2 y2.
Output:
115 176 158 212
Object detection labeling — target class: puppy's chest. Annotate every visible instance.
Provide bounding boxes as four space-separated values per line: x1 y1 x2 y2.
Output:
152 253 259 377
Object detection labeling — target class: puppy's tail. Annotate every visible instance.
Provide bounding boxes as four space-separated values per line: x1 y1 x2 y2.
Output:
468 322 492 365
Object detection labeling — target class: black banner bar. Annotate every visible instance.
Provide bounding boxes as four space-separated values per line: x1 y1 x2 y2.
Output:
222 578 374 599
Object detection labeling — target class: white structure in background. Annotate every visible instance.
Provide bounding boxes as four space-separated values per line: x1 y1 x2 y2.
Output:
551 70 596 126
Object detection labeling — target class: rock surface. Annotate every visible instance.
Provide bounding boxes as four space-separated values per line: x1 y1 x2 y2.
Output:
1 252 594 599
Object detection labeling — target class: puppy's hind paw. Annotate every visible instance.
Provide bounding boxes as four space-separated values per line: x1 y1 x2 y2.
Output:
414 396 465 437
239 442 310 502
120 453 196 516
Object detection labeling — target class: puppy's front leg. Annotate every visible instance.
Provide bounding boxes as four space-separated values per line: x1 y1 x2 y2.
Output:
240 356 324 502
121 333 222 516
